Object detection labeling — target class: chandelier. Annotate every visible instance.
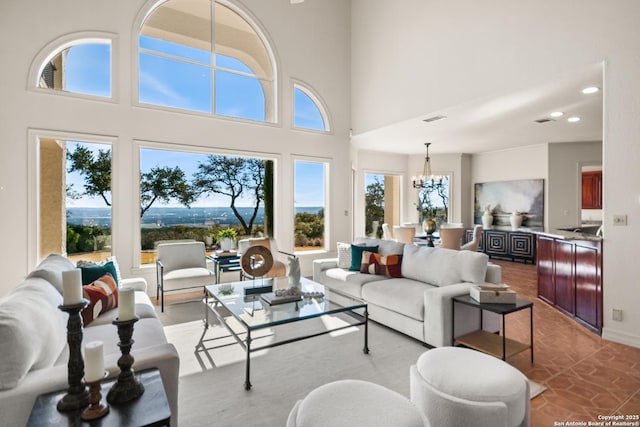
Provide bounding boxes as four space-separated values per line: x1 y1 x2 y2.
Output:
412 142 444 188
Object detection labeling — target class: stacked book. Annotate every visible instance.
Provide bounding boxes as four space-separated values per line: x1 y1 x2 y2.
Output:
470 283 516 304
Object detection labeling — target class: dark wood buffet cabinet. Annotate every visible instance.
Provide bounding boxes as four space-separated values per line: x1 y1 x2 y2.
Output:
464 229 536 264
536 235 603 334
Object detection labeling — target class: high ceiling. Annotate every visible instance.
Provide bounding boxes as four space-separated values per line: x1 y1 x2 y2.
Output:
351 64 603 156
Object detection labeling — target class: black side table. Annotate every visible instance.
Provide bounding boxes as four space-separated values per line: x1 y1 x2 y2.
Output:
452 294 534 363
27 368 171 427
208 252 242 283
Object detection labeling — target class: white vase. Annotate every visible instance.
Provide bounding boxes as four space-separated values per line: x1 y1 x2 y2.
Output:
371 221 379 238
220 237 233 252
204 236 213 246
482 211 493 229
510 212 523 230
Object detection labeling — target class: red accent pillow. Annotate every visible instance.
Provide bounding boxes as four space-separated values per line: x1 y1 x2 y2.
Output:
82 273 118 325
360 252 403 278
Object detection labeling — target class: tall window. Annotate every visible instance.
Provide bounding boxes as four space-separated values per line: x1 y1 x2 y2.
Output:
364 173 401 237
138 147 270 265
38 137 113 263
294 160 327 251
417 177 450 228
37 41 111 98
293 83 329 131
138 0 276 122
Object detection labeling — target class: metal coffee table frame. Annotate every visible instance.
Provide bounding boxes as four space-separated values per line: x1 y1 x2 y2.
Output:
203 278 369 390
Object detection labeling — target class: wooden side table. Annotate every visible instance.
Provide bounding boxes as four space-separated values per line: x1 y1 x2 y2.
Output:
452 294 534 363
27 368 171 427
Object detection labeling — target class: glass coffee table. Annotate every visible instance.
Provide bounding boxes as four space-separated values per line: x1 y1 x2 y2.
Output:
203 277 369 390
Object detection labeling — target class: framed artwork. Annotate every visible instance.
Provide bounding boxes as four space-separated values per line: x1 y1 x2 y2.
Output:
474 179 544 229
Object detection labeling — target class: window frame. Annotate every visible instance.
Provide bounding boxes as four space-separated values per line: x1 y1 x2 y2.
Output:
292 155 331 254
28 31 117 103
27 129 118 269
133 139 281 268
133 0 279 125
292 80 332 133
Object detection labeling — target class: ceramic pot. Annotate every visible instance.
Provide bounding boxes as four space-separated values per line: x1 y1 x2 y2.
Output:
482 211 493 229
510 212 523 230
220 237 233 252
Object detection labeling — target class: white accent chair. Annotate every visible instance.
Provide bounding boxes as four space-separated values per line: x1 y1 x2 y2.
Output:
461 224 483 251
438 227 465 250
410 347 530 427
287 379 430 427
393 225 416 244
156 241 214 312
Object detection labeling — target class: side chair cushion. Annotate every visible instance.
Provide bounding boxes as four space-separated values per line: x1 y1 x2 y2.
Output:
157 242 207 273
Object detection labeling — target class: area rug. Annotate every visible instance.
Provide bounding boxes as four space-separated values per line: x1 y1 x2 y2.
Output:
161 301 543 426
529 379 547 399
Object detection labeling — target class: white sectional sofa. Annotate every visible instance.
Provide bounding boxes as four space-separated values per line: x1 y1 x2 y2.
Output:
313 238 501 347
0 254 179 427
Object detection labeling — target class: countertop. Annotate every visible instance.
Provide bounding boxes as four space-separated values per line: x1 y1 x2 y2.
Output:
516 227 603 242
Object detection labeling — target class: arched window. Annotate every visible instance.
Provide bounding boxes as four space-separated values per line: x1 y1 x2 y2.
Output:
293 82 330 132
30 34 113 99
138 0 276 122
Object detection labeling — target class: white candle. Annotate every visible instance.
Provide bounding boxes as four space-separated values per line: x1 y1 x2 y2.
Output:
62 269 83 305
118 287 135 321
84 341 104 383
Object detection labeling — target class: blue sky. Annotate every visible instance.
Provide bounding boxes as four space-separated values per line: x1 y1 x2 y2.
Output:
63 39 325 208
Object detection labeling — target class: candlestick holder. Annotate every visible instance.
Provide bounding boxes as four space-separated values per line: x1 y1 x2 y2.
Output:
107 316 144 404
57 299 90 412
81 373 109 421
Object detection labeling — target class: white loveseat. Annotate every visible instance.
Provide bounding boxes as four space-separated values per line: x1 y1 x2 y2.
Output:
0 255 179 427
313 238 501 347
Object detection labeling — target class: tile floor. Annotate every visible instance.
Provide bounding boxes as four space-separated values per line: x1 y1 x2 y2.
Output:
493 259 640 426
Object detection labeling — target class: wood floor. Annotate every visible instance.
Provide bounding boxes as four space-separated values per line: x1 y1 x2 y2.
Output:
493 259 640 426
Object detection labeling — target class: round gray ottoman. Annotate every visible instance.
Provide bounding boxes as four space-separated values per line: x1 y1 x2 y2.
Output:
410 347 530 427
286 379 429 427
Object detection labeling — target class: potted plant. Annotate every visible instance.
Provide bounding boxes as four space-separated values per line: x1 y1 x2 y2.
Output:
217 228 237 252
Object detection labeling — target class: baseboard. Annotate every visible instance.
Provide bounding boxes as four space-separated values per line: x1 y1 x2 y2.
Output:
602 327 640 349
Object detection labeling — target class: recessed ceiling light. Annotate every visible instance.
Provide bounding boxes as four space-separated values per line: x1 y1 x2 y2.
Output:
567 116 581 123
582 86 600 94
550 111 564 118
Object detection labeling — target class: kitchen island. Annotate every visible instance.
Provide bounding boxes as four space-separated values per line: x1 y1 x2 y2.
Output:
535 228 603 334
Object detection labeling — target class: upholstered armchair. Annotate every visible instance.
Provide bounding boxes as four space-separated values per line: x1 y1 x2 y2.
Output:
156 241 215 312
438 227 465 250
393 225 416 244
461 224 483 251
237 237 289 279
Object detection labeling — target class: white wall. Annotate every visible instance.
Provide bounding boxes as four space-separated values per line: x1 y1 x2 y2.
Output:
351 0 640 347
0 0 351 291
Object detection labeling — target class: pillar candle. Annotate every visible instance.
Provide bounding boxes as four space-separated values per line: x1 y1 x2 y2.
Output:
62 269 83 305
84 341 104 383
118 287 135 321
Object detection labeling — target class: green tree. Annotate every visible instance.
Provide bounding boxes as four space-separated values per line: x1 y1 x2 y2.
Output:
66 145 195 217
140 166 196 217
193 156 265 235
365 178 384 236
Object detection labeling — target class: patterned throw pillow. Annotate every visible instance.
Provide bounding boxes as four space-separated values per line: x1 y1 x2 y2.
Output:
82 273 119 325
360 251 403 278
77 259 119 285
350 244 379 271
337 242 352 269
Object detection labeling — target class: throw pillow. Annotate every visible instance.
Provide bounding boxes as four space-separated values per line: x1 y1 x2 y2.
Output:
360 252 403 278
350 244 378 271
337 242 352 269
78 260 119 286
82 273 119 326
